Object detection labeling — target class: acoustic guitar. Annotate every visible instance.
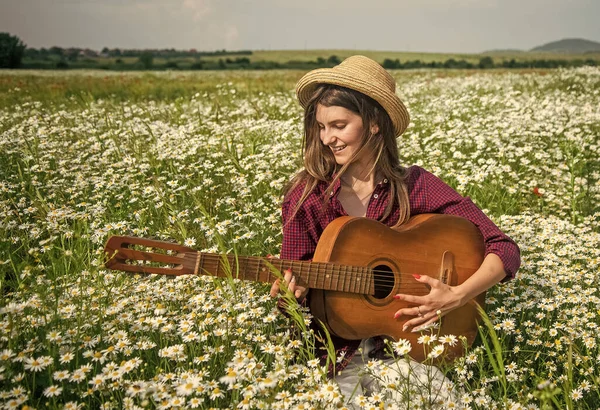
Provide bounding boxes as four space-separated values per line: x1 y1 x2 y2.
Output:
104 213 485 362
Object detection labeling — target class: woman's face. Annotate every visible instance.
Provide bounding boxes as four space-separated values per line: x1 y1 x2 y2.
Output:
316 104 373 166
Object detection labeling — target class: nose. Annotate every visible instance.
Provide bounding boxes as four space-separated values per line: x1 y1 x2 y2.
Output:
320 127 336 146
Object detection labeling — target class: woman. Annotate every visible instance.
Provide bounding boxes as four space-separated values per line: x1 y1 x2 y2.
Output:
270 55 520 406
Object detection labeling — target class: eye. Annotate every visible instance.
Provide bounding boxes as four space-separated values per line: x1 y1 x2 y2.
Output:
334 124 346 130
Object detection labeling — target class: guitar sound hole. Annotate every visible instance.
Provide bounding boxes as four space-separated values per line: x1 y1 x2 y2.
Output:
372 265 394 299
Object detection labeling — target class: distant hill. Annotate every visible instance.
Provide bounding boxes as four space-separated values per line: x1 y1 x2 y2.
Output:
531 38 600 53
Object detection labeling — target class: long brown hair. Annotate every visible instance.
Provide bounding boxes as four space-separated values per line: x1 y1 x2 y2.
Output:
285 84 410 228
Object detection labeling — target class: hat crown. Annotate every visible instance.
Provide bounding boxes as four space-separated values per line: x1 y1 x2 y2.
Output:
336 55 396 93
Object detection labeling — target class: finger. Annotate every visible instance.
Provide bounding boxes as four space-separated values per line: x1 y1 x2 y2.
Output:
270 279 281 297
403 310 443 332
401 313 436 331
294 285 307 299
393 293 425 305
410 317 439 333
393 307 422 319
412 273 440 288
284 268 292 282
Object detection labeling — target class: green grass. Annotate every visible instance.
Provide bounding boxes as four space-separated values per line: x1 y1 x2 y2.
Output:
1 68 599 408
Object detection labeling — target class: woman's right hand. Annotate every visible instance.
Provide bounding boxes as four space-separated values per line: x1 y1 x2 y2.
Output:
270 268 308 301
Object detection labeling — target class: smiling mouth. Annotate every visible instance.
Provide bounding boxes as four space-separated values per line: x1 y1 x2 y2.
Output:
331 145 347 152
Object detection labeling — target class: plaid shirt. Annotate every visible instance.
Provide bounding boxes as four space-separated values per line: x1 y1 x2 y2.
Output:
280 165 520 376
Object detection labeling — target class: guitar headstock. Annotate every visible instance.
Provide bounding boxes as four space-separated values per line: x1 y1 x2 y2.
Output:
104 235 197 275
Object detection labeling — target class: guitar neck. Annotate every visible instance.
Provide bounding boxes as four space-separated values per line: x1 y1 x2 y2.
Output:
195 252 375 295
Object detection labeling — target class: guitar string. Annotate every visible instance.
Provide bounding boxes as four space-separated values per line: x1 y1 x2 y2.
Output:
131 251 428 285
126 251 433 292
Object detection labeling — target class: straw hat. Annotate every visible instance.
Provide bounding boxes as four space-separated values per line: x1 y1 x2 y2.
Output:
296 55 410 137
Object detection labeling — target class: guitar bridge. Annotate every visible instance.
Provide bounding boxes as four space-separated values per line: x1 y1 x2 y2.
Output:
439 251 455 285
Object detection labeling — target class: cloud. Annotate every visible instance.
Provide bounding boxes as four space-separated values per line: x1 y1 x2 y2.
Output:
181 0 211 21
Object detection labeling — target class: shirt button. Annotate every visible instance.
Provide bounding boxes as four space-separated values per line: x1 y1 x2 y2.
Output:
373 194 379 199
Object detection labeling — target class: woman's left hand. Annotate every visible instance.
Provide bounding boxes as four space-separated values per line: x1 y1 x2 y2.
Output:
393 274 466 332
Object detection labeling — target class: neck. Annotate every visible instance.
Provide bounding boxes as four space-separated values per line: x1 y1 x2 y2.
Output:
340 163 379 191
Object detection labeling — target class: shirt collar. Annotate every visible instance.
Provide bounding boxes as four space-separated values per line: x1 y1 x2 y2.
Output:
327 175 342 199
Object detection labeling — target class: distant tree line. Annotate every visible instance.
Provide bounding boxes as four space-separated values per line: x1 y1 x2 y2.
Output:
382 56 598 70
20 54 600 71
24 46 253 59
1 33 598 71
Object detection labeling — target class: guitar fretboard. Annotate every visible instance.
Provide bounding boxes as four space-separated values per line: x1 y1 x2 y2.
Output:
195 253 376 295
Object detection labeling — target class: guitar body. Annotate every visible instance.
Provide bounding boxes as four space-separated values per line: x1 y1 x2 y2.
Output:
309 214 486 362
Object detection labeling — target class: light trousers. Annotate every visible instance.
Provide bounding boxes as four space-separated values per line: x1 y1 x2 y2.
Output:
334 339 456 409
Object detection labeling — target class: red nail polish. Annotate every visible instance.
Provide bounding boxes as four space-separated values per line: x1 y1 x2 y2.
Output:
412 274 421 279
393 313 399 319
393 295 401 299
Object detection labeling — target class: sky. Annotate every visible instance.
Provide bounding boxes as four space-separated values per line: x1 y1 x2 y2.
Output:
1 0 599 53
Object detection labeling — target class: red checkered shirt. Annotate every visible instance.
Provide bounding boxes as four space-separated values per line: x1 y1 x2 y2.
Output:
280 165 520 376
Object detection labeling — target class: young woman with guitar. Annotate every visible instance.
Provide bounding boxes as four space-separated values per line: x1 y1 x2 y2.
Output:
268 55 521 404
104 55 521 407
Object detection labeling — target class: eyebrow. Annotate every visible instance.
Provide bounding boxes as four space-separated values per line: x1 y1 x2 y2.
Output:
315 118 348 125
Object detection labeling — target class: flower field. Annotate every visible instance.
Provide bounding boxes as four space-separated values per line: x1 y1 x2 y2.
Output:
0 67 599 409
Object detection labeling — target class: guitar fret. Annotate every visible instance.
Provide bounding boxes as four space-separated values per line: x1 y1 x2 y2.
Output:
305 261 311 289
356 269 366 294
345 265 349 293
262 259 268 283
255 257 259 282
360 267 364 294
345 265 350 293
360 267 365 294
317 262 322 290
347 267 354 292
255 257 260 282
230 255 236 278
199 253 205 276
242 256 247 281
346 265 351 293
